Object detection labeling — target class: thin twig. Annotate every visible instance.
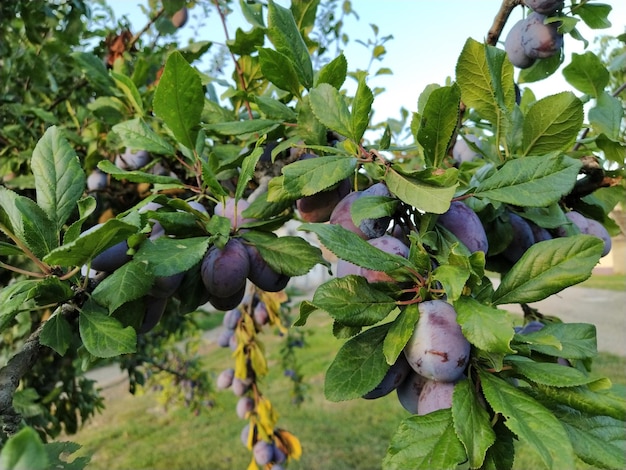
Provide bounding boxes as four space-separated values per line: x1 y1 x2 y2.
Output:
128 7 166 51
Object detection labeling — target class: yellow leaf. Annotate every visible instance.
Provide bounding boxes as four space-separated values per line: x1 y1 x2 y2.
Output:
275 428 302 460
256 397 278 438
250 342 268 378
246 457 259 470
260 291 288 334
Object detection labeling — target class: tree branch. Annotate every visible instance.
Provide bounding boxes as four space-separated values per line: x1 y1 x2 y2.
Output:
486 0 525 46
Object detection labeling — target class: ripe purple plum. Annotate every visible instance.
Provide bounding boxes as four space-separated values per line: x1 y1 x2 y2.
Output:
115 148 151 170
223 308 242 330
208 284 247 312
245 244 290 292
253 440 274 466
91 240 132 273
329 191 367 238
87 169 107 191
524 0 564 15
236 396 254 419
584 218 612 257
253 302 269 326
358 182 393 239
396 371 427 414
296 178 351 223
139 295 168 333
528 220 552 243
337 235 410 283
452 134 482 164
518 320 545 334
232 377 252 396
404 300 470 382
214 197 254 231
521 12 563 59
502 212 535 263
217 329 235 348
171 7 188 28
505 18 536 69
149 272 185 299
417 379 456 416
216 368 235 390
437 201 489 254
363 353 412 399
201 239 250 299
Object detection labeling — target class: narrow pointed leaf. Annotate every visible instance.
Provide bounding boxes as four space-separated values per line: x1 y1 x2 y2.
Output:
383 410 467 470
324 323 390 401
383 304 418 364
79 300 136 358
92 260 155 313
281 155 356 197
351 74 374 142
97 160 182 185
153 51 203 149
479 370 575 469
505 356 599 387
474 154 582 208
308 83 352 140
492 235 603 305
110 71 144 115
312 275 396 327
31 126 86 233
40 312 73 356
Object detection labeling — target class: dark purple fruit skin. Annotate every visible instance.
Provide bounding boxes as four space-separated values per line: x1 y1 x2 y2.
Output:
502 212 535 263
216 368 234 390
91 241 132 272
115 149 151 170
337 235 409 283
505 18 536 69
524 0 564 15
363 354 412 399
518 320 545 334
404 300 470 383
139 295 168 333
201 239 250 298
245 244 290 292
584 218 612 257
359 182 393 239
528 220 552 243
329 191 367 238
396 371 427 414
149 272 185 298
437 201 489 254
297 178 351 223
208 284 246 311
417 379 456 416
223 308 242 330
521 12 563 59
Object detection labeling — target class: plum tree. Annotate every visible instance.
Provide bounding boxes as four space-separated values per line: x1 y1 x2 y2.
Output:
556 211 612 256
201 239 250 300
245 243 290 292
404 300 470 382
396 371 427 414
505 18 536 69
436 201 489 254
501 211 535 263
139 295 168 333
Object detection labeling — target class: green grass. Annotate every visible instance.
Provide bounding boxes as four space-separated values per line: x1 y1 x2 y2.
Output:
579 273 626 291
65 310 626 470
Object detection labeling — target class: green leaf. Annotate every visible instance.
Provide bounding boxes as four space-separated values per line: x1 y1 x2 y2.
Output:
474 154 582 208
240 231 328 276
417 84 461 167
455 38 514 123
324 323 390 401
44 441 90 470
385 167 458 214
351 74 374 142
316 53 347 89
383 304 418 364
257 47 301 96
453 379 496 469
536 383 626 421
26 277 73 305
0 280 39 331
266 0 313 89
299 223 413 273
253 96 297 121
589 91 624 140
479 370 575 469
518 52 563 84
110 71 144 116
562 52 609 97
31 126 86 234
308 83 352 140
227 26 264 55
295 94 327 145
153 51 204 149
518 322 598 359
63 196 98 244
312 276 396 327
236 146 263 202
562 416 626 469
522 92 583 155
40 312 73 356
432 264 469 302
281 155 356 197
133 236 210 277
454 297 515 354
0 426 48 470
203 119 281 136
72 52 114 94
492 235 603 305
111 118 176 155
575 3 612 29
383 409 467 470
351 195 398 227
43 219 138 267
505 356 599 387
92 261 155 313
97 160 182 186
79 300 137 358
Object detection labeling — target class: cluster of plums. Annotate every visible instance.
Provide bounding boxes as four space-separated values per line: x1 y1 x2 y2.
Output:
364 300 470 416
504 0 564 69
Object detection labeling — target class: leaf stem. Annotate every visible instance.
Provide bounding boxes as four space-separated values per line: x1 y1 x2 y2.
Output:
0 261 46 278
0 222 52 275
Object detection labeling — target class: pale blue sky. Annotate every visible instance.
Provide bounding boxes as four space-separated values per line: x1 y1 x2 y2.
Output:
111 1 625 125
